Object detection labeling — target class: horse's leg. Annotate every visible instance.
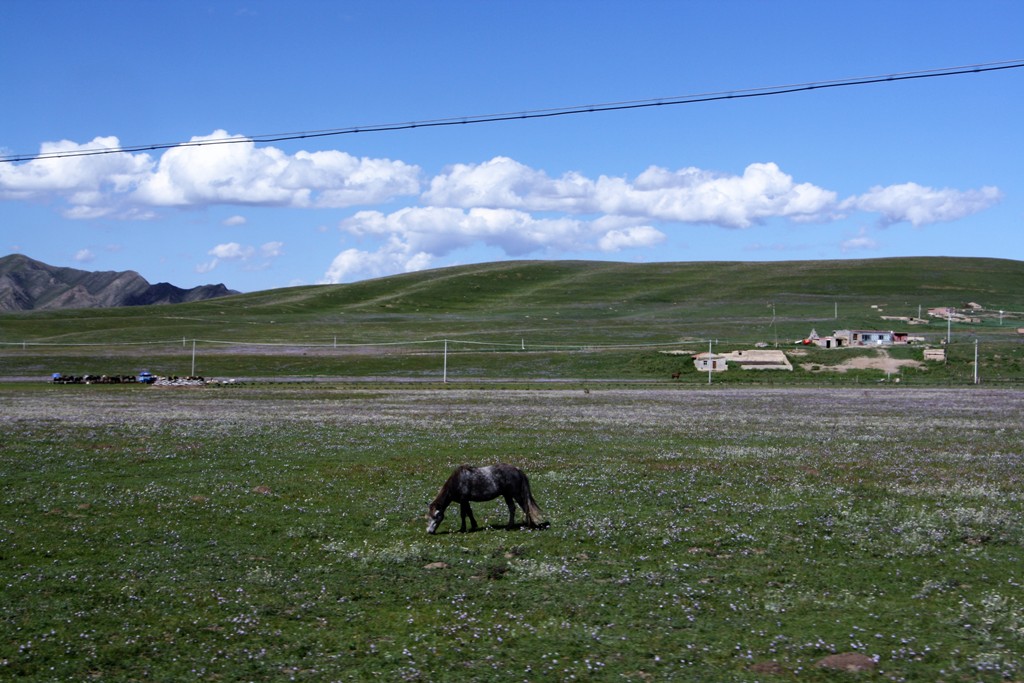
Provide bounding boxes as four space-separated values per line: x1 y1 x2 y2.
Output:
460 501 477 532
503 494 516 529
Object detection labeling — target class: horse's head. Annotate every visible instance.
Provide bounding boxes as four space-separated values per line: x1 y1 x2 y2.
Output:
426 503 444 534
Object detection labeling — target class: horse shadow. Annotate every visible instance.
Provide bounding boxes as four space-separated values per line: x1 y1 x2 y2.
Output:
427 521 550 535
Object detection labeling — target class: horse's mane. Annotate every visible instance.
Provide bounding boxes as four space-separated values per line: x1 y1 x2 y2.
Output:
431 464 472 508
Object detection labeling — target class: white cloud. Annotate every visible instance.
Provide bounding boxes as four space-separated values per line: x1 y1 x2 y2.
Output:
425 159 837 228
73 248 96 263
840 228 879 252
321 247 433 284
424 158 1000 232
260 241 284 258
0 131 421 218
209 242 255 260
0 136 155 218
0 137 152 197
597 225 666 252
424 156 592 212
3 135 1006 284
134 131 421 209
200 240 283 274
596 163 838 227
3 136 1002 236
324 207 665 282
341 206 629 258
195 259 218 274
842 183 1002 227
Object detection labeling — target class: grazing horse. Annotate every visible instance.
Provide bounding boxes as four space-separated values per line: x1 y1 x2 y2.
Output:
426 464 545 534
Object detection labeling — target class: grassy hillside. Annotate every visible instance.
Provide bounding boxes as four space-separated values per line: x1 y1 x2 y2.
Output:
2 257 1022 382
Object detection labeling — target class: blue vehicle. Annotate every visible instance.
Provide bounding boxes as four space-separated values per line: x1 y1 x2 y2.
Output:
137 371 156 384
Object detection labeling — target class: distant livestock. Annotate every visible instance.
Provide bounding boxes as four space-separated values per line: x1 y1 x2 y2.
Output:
51 373 137 384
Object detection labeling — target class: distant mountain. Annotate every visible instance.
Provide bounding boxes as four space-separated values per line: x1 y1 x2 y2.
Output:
0 254 239 311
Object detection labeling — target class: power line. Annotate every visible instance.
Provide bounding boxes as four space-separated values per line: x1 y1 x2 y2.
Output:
3 60 1022 164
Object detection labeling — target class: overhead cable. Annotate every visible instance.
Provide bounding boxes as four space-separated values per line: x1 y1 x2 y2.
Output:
2 60 1022 164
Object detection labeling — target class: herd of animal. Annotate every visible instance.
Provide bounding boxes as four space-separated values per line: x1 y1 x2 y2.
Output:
51 373 140 384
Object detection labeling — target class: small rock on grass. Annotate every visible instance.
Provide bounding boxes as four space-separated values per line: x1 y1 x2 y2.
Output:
817 652 876 672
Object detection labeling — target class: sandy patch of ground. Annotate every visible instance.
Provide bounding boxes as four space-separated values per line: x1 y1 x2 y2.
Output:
800 349 924 374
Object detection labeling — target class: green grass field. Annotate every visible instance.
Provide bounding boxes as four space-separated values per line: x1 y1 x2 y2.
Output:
3 257 1023 386
3 257 1024 345
2 383 1022 681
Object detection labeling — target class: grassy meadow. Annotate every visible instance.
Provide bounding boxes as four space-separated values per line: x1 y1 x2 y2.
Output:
3 257 1024 385
2 383 1023 681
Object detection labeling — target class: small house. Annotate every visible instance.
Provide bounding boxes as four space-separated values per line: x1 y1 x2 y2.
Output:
693 352 727 372
694 349 792 372
835 329 908 346
850 330 894 345
800 329 844 348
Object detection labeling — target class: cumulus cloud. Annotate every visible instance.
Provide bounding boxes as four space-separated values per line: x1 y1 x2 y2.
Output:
0 131 421 218
209 242 256 260
73 248 96 263
840 228 879 252
425 159 837 228
0 137 151 196
322 206 665 282
343 206 605 256
3 134 1007 284
841 183 1002 227
597 225 666 252
0 136 155 218
322 247 434 284
4 136 1001 236
260 241 284 258
424 156 593 212
201 240 284 273
134 130 421 209
596 163 840 227
424 159 1002 232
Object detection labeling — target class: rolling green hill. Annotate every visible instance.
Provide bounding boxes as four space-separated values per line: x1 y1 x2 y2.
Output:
2 257 1022 382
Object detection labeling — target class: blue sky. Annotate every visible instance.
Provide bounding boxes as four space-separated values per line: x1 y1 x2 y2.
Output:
2 1 1022 292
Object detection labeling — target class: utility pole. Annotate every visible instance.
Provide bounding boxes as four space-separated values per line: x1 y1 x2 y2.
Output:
770 302 777 348
973 338 979 385
707 340 713 385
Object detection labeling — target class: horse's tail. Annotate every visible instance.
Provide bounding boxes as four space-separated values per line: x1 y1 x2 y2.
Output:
520 474 546 528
